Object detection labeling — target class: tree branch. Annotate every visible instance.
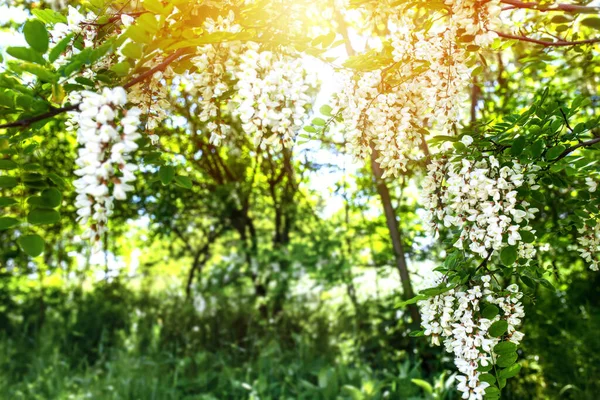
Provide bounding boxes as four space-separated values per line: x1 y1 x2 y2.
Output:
501 0 600 13
0 105 78 129
555 137 600 161
0 48 189 130
123 48 187 89
495 31 600 46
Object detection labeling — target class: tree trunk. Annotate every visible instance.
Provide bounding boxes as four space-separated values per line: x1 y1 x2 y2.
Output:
370 151 421 325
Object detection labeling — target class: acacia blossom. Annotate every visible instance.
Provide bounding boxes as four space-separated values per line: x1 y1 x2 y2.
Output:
419 276 524 400
49 6 97 68
128 67 173 145
179 11 316 147
421 156 539 259
236 46 317 148
71 87 141 250
332 1 501 177
577 223 600 271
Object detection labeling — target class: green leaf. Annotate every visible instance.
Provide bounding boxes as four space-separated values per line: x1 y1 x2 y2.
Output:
546 145 566 160
581 18 600 29
453 142 466 151
49 34 73 63
478 361 493 372
489 320 508 337
482 304 500 319
510 136 526 156
500 246 518 265
480 373 496 385
409 330 425 337
48 173 67 189
397 294 427 307
531 191 545 204
121 42 143 59
539 278 555 291
551 15 572 24
6 47 46 65
312 117 326 126
126 25 153 44
497 377 507 390
496 352 518 368
411 379 433 394
521 275 536 289
320 104 333 116
494 341 517 355
498 363 522 379
0 217 20 230
17 234 45 257
174 175 193 189
0 197 18 207
28 188 62 208
27 208 60 225
520 230 535 243
159 166 175 185
8 61 58 83
0 160 18 170
143 0 167 14
110 62 131 76
32 9 66 24
529 140 544 158
485 386 500 398
24 20 49 53
341 385 364 400
42 188 62 207
0 176 18 188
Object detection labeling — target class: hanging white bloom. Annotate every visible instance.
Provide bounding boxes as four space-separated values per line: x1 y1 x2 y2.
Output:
419 275 525 400
577 223 600 271
71 87 141 251
421 156 539 260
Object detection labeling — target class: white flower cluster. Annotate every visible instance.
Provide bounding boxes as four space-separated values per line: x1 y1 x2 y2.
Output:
445 0 502 47
419 278 525 400
182 11 245 145
585 177 597 193
332 1 502 177
577 223 600 271
333 69 427 177
389 15 472 133
72 87 141 250
180 11 316 148
236 46 317 148
50 6 97 67
128 66 173 144
421 156 539 260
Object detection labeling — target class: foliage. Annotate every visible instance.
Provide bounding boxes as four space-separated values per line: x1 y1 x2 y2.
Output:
1 0 600 398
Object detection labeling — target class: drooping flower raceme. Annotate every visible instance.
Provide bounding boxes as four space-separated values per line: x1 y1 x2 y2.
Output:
332 1 502 177
179 11 316 148
577 223 600 271
421 156 539 259
419 277 525 400
333 69 427 176
49 6 97 68
71 87 141 250
128 67 173 145
236 46 317 148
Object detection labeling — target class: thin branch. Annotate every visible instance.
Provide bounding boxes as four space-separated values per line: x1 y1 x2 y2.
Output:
123 48 187 89
500 0 600 13
495 31 600 47
82 11 147 27
0 48 189 130
0 105 78 129
559 107 574 134
555 137 600 161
